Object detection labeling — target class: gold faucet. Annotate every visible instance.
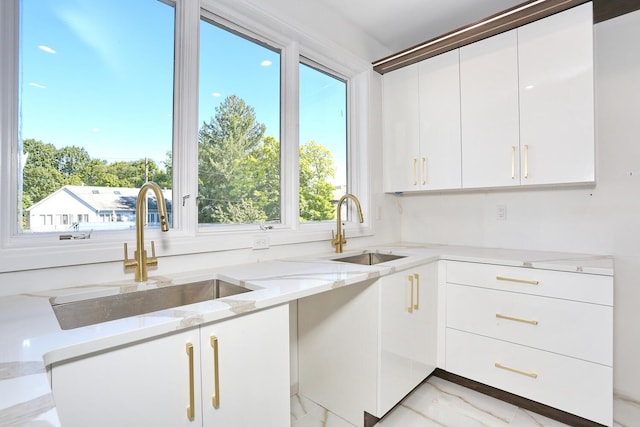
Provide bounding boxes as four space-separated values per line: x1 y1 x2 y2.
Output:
331 194 364 254
124 182 169 282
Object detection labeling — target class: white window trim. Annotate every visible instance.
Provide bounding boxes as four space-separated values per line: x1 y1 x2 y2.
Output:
0 0 374 273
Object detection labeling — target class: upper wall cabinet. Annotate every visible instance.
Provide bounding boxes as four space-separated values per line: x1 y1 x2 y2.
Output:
382 50 462 193
381 3 594 193
518 2 594 186
460 30 520 189
382 64 420 193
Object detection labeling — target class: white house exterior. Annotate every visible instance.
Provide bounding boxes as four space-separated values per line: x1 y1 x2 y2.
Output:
26 185 172 232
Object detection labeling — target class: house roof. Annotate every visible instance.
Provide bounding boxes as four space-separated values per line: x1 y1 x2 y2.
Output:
27 185 172 213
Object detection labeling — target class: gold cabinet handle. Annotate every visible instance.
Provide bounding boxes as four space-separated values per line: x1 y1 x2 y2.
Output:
414 273 420 310
412 158 418 185
511 146 516 179
495 362 538 379
211 336 220 408
496 276 539 285
186 343 195 420
408 275 414 313
524 144 529 179
496 313 538 326
421 157 427 185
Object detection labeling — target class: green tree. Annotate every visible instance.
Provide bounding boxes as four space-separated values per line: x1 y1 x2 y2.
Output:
198 95 266 223
299 140 336 221
56 145 91 177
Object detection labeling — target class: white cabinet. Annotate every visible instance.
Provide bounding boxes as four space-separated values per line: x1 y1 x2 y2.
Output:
444 261 613 426
460 30 520 188
518 2 594 185
200 304 290 427
379 263 438 414
298 263 438 426
383 51 461 192
384 4 594 191
52 328 201 427
382 64 420 193
51 305 290 427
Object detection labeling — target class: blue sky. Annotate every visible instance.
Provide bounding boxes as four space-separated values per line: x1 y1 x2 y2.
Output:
20 0 347 185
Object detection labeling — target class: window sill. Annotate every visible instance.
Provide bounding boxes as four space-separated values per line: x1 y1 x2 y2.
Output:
0 223 373 273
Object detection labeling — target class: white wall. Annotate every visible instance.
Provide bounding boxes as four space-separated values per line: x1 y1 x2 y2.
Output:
398 10 640 402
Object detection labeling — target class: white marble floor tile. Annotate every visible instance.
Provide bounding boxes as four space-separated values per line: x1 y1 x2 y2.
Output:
292 377 581 427
380 376 519 427
510 408 571 427
612 392 640 427
291 394 356 427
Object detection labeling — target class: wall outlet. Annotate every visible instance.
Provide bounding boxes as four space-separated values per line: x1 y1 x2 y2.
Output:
496 204 507 221
252 236 270 250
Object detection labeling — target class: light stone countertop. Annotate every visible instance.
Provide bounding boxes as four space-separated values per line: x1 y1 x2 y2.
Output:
0 242 614 426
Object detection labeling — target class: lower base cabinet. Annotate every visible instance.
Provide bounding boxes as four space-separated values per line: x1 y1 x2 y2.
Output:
298 263 438 427
51 304 290 427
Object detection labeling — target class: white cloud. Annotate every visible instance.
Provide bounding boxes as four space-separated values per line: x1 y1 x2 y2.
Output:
92 128 100 133
261 60 272 67
29 82 46 89
38 45 56 54
212 92 221 97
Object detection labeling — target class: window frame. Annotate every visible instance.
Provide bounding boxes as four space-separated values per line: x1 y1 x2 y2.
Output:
0 0 373 273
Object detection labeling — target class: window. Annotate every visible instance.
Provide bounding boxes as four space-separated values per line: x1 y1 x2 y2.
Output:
198 17 281 227
299 61 347 223
17 0 175 233
1 0 369 271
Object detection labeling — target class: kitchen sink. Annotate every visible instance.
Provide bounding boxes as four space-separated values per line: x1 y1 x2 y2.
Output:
331 252 406 266
51 279 253 330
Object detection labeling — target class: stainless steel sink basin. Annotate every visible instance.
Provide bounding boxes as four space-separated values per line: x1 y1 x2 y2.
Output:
331 252 406 266
51 279 252 330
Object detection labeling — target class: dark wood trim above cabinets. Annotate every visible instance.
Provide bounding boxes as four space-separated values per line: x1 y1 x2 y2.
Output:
374 0 640 75
594 0 640 22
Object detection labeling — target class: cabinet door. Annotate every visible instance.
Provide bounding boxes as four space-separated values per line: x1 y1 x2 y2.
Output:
379 263 438 415
460 30 520 188
200 304 290 427
382 64 420 192
52 328 202 427
418 50 462 190
518 3 594 185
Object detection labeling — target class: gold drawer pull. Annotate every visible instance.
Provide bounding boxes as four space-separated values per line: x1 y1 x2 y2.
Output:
211 336 220 408
408 275 414 313
524 144 529 179
186 342 195 420
414 273 420 310
495 362 538 379
413 158 418 185
496 313 538 326
421 157 427 185
496 276 539 285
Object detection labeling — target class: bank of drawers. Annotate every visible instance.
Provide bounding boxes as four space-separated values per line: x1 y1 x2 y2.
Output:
444 261 613 426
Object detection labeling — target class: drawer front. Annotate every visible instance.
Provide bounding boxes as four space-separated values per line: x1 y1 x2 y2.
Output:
446 329 612 426
446 283 613 365
446 261 613 305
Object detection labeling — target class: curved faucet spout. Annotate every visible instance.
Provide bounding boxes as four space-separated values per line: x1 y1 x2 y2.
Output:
124 182 169 282
332 194 364 254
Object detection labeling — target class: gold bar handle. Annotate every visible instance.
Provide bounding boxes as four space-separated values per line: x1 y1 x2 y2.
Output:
421 157 426 185
186 343 195 420
413 158 418 185
496 313 538 326
496 276 539 285
408 275 414 313
511 146 516 179
524 144 529 179
211 336 220 408
414 273 420 310
495 362 538 379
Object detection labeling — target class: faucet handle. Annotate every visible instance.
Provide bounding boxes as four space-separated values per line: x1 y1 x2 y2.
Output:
123 243 137 270
147 241 158 267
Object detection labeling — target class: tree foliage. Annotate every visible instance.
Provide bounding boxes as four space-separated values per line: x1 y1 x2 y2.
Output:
21 138 172 210
198 95 337 224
